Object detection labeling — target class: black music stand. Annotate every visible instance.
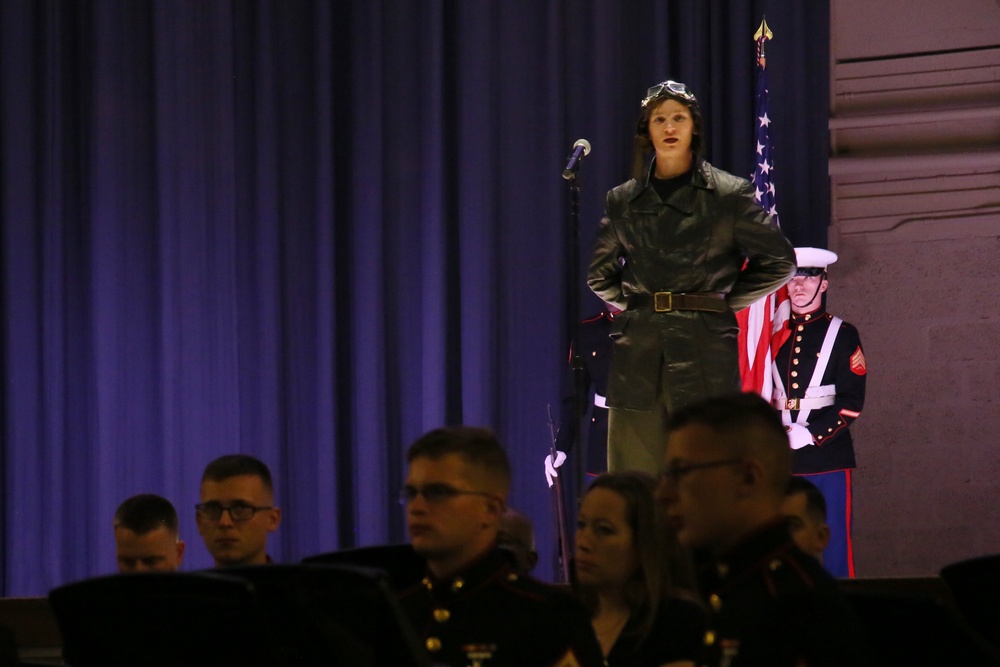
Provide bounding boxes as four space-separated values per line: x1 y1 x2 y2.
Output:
49 571 278 667
224 563 429 667
843 586 1000 665
302 543 426 591
941 553 1000 652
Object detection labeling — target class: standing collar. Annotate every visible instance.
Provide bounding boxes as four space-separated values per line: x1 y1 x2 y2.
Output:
791 306 828 323
422 547 514 596
697 518 796 587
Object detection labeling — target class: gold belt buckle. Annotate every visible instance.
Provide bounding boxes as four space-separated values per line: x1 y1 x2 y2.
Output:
654 292 673 312
785 398 800 411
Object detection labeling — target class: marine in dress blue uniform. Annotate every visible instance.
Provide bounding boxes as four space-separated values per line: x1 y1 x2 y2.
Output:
555 308 615 477
695 520 865 666
544 307 616 495
397 548 605 667
544 309 615 576
657 392 867 666
404 426 605 667
772 247 867 578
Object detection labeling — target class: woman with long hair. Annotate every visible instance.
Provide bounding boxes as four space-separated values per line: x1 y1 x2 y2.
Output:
575 471 705 667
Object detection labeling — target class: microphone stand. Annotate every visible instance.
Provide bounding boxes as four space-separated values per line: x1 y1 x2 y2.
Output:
549 139 590 583
566 176 587 509
546 170 587 584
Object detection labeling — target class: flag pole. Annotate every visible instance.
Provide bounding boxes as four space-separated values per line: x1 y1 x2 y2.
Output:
737 16 790 400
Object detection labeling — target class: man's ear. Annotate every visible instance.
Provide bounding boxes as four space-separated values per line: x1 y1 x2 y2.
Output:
817 523 831 551
175 540 186 565
267 507 282 532
482 497 506 529
737 459 764 496
488 496 506 517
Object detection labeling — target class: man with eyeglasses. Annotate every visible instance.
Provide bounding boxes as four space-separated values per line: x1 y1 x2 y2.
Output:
397 425 604 667
195 454 281 567
655 392 863 666
114 493 185 573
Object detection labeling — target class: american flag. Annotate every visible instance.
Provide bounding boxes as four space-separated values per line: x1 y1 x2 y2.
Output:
737 18 790 400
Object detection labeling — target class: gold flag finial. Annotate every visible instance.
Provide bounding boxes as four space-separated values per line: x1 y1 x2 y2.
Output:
754 17 773 43
754 17 773 66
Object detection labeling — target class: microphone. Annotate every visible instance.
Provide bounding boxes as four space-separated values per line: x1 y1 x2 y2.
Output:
562 139 591 180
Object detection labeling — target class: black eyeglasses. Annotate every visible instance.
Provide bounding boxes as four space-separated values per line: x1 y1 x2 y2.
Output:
195 502 273 522
398 483 498 506
642 80 698 107
658 458 744 484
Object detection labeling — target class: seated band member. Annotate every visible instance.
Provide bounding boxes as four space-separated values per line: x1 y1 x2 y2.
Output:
782 475 831 564
575 472 706 667
656 392 865 666
114 493 185 573
196 454 281 567
397 425 605 667
497 506 539 575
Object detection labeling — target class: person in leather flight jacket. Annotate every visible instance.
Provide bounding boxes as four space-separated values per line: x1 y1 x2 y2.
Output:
587 79 795 473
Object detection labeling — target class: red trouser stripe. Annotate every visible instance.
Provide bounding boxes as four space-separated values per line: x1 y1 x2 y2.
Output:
845 469 855 577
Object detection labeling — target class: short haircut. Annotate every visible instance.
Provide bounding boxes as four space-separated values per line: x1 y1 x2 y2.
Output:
114 494 178 535
201 454 274 493
786 476 828 522
406 426 511 494
665 392 792 494
498 506 535 550
497 506 538 574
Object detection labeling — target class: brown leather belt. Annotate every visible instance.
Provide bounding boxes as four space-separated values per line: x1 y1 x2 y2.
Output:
627 291 728 313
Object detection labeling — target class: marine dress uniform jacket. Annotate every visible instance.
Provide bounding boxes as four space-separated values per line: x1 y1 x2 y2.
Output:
556 309 614 475
773 308 866 474
396 548 604 667
696 520 865 667
588 159 795 411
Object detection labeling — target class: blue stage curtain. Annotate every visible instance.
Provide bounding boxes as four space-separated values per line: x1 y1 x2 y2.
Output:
0 0 828 595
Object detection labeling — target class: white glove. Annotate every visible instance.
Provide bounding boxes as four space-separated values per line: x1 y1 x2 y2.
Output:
544 451 567 487
786 423 815 450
